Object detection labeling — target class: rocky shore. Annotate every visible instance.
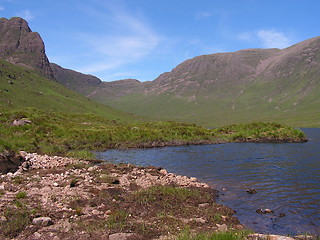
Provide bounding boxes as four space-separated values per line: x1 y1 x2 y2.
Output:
0 153 317 240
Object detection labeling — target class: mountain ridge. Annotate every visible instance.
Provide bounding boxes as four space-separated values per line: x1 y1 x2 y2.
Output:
84 36 320 127
0 17 54 79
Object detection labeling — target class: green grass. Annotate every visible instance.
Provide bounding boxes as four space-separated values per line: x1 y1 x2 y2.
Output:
132 185 205 206
89 69 320 128
0 58 141 122
214 122 305 142
0 108 306 154
172 230 251 240
0 205 31 238
15 191 27 199
106 210 129 231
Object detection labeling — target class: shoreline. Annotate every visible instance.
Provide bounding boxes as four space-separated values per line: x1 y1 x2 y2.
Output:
0 153 317 240
103 136 308 150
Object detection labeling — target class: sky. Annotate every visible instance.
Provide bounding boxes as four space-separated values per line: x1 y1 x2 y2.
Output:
1 0 320 82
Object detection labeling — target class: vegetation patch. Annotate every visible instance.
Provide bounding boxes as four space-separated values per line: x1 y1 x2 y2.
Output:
0 108 306 155
171 229 251 240
0 205 31 238
15 191 27 199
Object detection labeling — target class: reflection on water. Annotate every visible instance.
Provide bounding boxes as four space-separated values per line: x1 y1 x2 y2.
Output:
96 128 320 235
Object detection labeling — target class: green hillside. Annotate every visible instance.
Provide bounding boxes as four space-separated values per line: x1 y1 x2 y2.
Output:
0 59 135 122
85 37 320 128
0 59 305 156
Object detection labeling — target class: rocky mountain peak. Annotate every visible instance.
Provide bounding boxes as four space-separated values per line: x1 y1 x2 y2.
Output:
0 17 54 79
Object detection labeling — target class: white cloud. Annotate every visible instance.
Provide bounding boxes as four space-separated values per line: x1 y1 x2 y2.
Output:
237 29 292 49
0 6 4 11
257 29 291 49
16 10 34 21
77 5 161 74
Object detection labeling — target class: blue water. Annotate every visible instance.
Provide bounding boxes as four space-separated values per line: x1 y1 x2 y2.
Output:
96 128 320 235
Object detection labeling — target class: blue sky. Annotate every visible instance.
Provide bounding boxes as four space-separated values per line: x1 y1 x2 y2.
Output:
1 0 320 82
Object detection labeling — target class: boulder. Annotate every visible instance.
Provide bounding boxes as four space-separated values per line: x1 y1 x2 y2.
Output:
32 217 53 226
216 223 228 232
246 234 295 240
12 118 32 126
0 150 25 174
109 233 135 240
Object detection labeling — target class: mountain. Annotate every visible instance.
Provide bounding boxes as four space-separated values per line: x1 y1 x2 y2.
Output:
50 63 102 95
82 36 320 127
2 17 318 127
0 17 54 79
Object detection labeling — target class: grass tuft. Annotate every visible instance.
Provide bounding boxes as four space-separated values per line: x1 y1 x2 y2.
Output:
0 206 31 238
15 191 27 199
171 230 251 240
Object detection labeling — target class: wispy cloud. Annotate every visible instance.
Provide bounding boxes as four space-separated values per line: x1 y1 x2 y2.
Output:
16 10 34 21
195 11 211 20
237 29 292 49
257 29 291 49
76 2 161 75
237 32 254 42
0 6 4 11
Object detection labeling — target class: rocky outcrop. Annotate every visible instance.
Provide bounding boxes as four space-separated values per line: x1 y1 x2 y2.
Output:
0 150 25 174
0 17 54 79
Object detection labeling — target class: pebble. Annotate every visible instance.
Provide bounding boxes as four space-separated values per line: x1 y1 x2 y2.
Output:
33 232 41 239
256 208 273 214
109 233 135 240
192 217 206 223
246 189 257 194
198 203 210 207
159 169 168 175
216 223 228 232
92 209 100 215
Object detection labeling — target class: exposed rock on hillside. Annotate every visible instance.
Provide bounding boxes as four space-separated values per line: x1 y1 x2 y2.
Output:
0 150 24 174
0 17 54 79
50 63 102 95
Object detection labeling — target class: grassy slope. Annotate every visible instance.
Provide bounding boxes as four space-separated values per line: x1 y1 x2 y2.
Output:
0 59 136 122
99 75 320 128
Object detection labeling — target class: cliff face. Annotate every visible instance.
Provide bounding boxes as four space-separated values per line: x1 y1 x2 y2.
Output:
0 17 54 79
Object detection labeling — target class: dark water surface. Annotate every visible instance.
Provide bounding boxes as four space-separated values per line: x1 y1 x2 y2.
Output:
96 128 320 235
